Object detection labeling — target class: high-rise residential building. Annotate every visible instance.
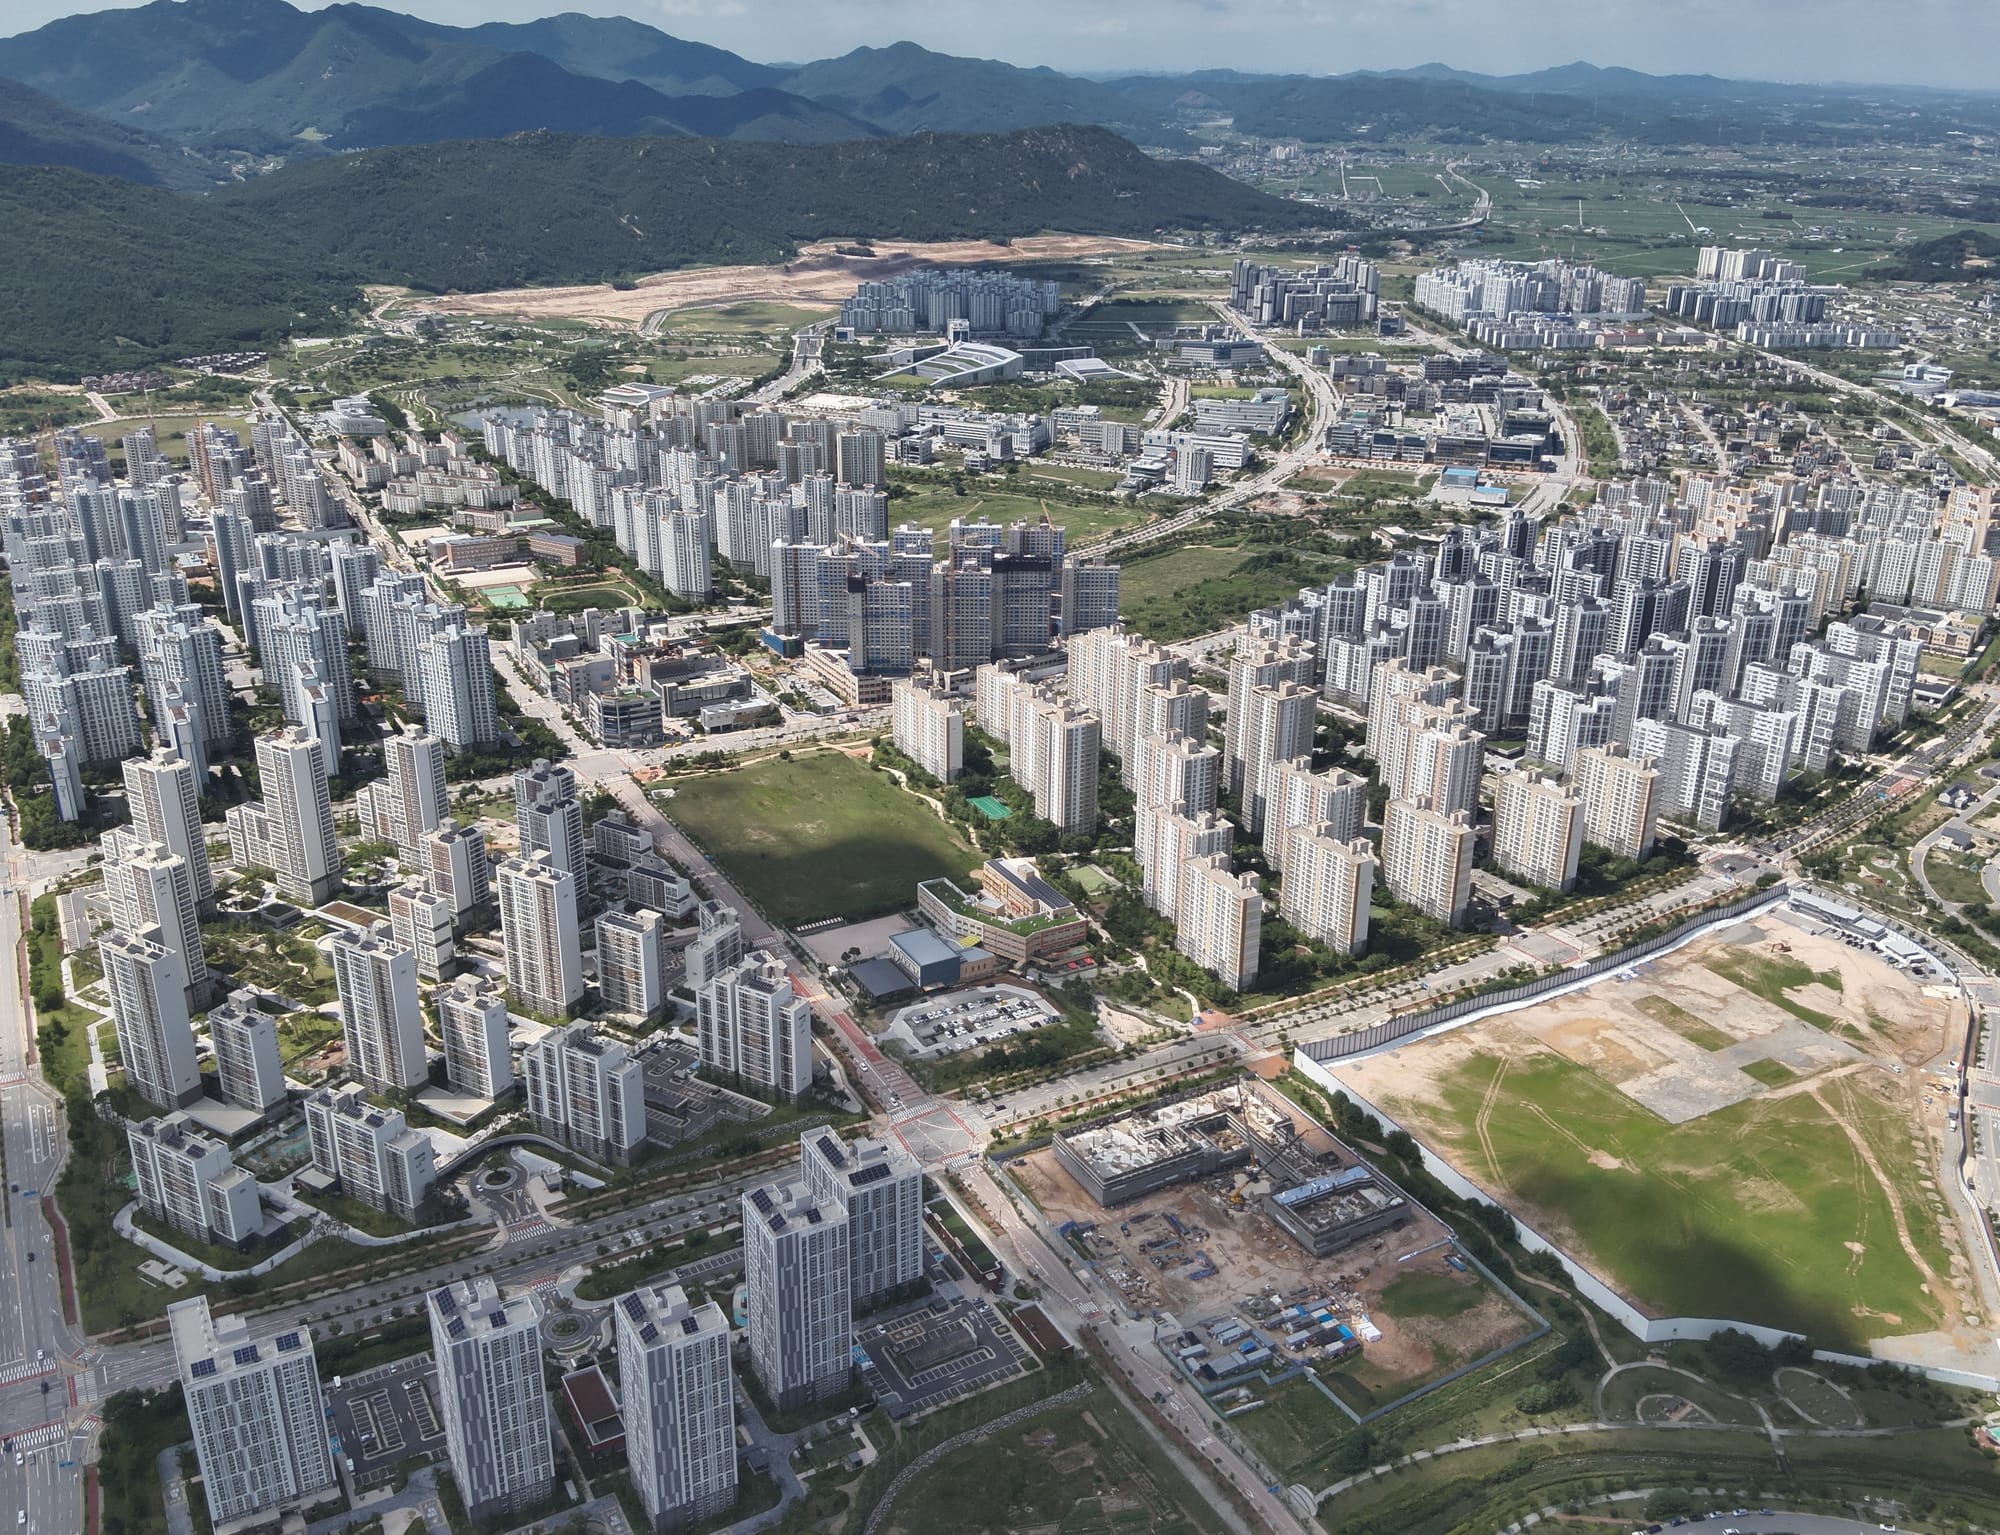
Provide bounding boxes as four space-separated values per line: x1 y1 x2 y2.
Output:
389 880 457 981
596 908 665 1019
170 1297 336 1527
615 1284 738 1530
1132 730 1222 834
124 748 213 906
1232 680 1317 835
436 974 515 1100
1393 701 1485 819
1491 771 1584 893
662 509 714 601
1138 805 1233 922
1059 560 1121 637
1279 829 1375 956
255 726 340 905
1063 625 1191 762
1261 760 1367 874
1381 799 1475 927
102 927 202 1110
1364 659 1457 790
515 759 585 876
1175 854 1262 991
129 1114 263 1248
742 1180 852 1412
330 920 428 1093
835 429 885 489
522 1023 648 1164
206 991 289 1113
683 900 744 991
698 951 815 1101
428 1277 555 1523
361 725 450 863
891 677 965 783
1224 636 1314 796
497 851 584 1017
102 836 208 1001
1573 743 1662 860
418 620 501 748
800 1130 924 1308
302 1084 437 1220
1019 694 1099 834
426 817 493 924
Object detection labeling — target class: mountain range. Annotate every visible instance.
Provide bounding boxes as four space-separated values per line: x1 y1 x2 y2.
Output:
8 0 2000 181
0 123 1323 380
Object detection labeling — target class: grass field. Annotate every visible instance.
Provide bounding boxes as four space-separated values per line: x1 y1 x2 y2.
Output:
1924 847 1992 906
879 1392 1225 1535
1118 541 1352 641
1632 995 1733 1051
1366 1046 1946 1347
649 301 835 336
886 473 1140 543
661 752 980 925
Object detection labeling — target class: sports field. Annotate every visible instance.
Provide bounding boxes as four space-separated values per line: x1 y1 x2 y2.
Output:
662 751 980 926
1331 916 1973 1352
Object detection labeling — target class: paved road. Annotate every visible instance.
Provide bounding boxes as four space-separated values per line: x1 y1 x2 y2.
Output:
0 806 92 1532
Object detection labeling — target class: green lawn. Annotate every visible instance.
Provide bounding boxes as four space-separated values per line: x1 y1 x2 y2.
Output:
1701 951 1842 1030
662 752 980 925
1378 1046 1947 1348
649 301 835 336
879 1394 1225 1535
1633 994 1733 1051
1924 847 1992 906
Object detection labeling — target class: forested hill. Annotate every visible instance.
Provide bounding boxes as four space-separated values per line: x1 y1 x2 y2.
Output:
0 124 1323 380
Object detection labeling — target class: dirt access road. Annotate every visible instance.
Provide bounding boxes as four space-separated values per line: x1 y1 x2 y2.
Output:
418 236 1167 329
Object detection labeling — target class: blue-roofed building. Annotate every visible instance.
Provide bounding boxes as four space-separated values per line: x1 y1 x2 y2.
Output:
888 928 962 990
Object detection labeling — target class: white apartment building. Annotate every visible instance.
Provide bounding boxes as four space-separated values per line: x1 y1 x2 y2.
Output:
302 1083 436 1220
515 758 584 876
497 851 584 1017
521 1023 648 1165
206 991 288 1113
128 1114 263 1248
102 835 207 1000
1381 798 1475 927
1021 693 1100 834
1278 829 1375 956
101 927 202 1110
1233 679 1316 834
615 1284 738 1529
800 1129 924 1307
1261 760 1367 873
1491 771 1584 893
1573 743 1661 860
428 1278 554 1523
891 677 965 782
595 908 665 1019
124 748 213 905
698 951 814 1101
389 881 458 981
1138 804 1233 922
171 1297 336 1527
1175 854 1262 991
329 920 428 1092
743 1180 852 1412
255 726 340 905
1224 636 1314 796
436 974 515 1099
426 817 493 923
683 900 744 991
360 724 449 862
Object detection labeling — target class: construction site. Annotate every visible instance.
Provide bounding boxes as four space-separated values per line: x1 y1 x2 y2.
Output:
1323 897 1988 1363
1013 1080 1539 1398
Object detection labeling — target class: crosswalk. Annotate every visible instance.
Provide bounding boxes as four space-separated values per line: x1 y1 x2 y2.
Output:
7 1423 69 1451
0 1360 53 1386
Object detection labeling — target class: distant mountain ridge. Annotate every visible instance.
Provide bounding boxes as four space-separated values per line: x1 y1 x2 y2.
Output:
6 0 1999 181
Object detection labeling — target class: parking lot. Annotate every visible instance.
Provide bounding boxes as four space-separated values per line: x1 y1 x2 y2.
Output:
854 1293 1033 1417
883 985 1059 1059
327 1357 447 1488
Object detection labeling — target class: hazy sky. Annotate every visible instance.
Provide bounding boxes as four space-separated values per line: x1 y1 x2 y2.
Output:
6 0 2000 89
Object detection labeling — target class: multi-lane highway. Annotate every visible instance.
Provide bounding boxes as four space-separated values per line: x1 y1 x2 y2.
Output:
0 812 89 1534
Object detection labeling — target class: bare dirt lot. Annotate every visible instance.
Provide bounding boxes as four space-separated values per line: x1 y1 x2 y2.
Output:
418 236 1168 328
